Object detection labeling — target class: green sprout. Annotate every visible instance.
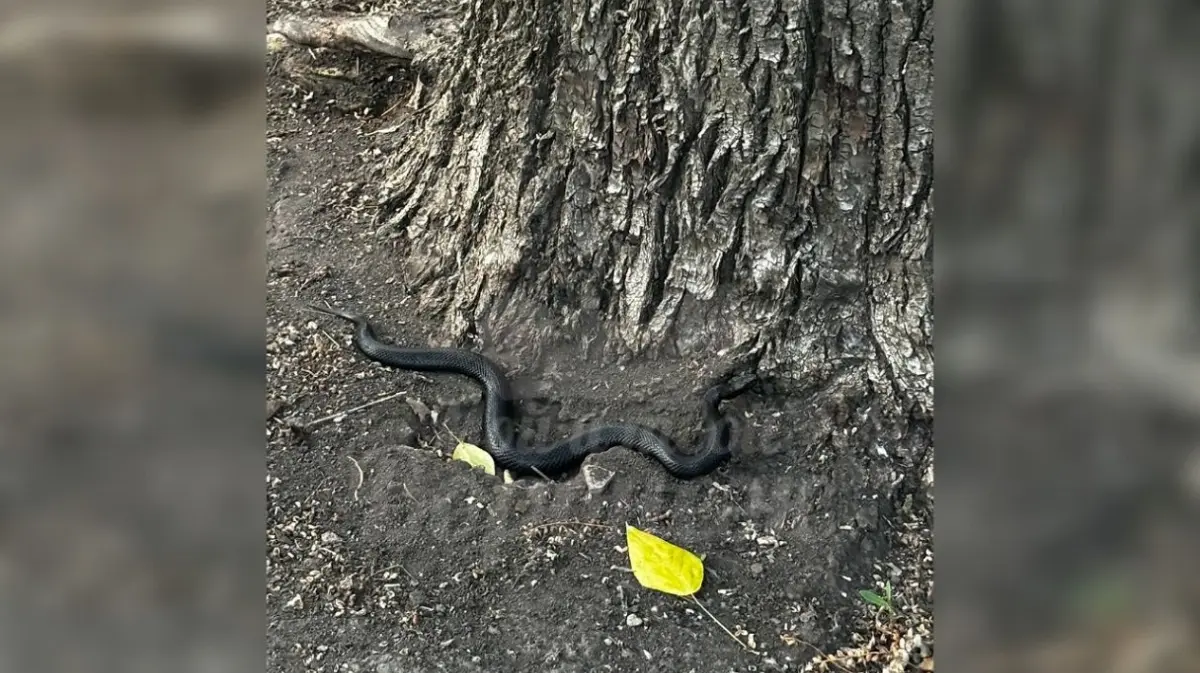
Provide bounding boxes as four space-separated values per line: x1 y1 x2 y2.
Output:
858 580 899 618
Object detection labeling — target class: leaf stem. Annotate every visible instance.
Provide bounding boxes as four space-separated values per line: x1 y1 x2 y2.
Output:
690 594 759 653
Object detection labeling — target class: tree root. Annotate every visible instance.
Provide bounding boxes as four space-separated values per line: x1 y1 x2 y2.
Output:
268 14 451 62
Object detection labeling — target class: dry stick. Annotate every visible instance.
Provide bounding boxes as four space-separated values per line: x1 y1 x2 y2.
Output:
401 482 417 502
440 421 463 445
689 594 759 654
375 563 417 582
347 456 364 501
319 329 342 350
304 391 406 429
377 77 436 120
793 639 854 673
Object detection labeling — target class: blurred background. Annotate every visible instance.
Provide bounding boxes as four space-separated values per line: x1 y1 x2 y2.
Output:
0 2 263 672
0 0 1195 672
939 1 1199 671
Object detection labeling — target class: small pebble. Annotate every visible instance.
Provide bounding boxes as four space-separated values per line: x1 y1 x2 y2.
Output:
625 614 643 627
750 562 764 575
321 532 342 544
583 463 615 494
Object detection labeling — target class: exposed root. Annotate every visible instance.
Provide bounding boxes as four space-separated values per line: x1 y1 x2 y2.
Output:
268 14 452 62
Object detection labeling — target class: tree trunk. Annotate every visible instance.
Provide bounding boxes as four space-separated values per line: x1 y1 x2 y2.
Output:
377 0 932 442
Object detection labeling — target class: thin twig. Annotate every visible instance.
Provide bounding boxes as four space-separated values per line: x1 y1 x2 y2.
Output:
441 421 463 444
375 563 417 581
363 123 402 136
690 594 758 653
401 482 417 502
304 391 406 429
525 520 615 533
319 329 341 350
410 98 438 115
376 97 404 119
792 639 854 673
347 455 364 501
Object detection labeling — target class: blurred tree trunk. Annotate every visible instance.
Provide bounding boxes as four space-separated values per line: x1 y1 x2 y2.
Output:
376 0 932 431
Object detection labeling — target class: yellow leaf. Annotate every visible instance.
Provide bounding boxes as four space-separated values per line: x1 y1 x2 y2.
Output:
626 524 704 596
503 470 514 484
451 442 496 476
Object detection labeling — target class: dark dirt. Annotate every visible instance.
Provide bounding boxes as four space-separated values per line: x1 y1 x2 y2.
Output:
265 5 933 672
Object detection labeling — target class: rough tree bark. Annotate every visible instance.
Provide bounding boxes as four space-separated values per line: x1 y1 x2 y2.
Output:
289 0 933 446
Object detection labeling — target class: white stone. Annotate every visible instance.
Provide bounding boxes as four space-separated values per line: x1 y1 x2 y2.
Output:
582 463 615 494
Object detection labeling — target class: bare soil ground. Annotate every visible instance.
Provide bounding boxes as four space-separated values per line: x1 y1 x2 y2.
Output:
265 4 934 671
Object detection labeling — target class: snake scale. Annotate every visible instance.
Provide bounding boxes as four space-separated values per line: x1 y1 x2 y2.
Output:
308 304 756 478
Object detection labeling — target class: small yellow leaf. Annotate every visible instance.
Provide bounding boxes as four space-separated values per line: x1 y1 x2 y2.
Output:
503 470 514 483
626 524 704 596
451 442 496 476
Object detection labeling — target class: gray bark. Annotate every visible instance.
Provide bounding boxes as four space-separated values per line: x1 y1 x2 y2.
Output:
376 0 932 425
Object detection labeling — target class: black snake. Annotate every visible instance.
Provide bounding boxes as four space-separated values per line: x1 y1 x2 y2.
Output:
308 304 756 478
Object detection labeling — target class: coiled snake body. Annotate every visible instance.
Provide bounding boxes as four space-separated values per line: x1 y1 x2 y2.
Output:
309 304 756 479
